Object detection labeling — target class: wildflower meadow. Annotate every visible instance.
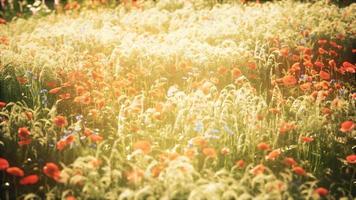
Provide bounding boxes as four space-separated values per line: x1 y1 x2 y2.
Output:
0 0 355 199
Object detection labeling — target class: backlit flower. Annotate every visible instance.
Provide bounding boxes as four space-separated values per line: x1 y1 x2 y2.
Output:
282 75 297 86
202 147 217 158
6 167 24 177
340 120 354 133
292 166 306 176
53 115 68 127
314 187 328 197
0 157 9 170
18 127 31 140
43 163 61 181
346 154 356 164
266 149 281 160
250 164 265 175
20 175 39 185
257 142 270 151
284 157 297 167
133 140 151 154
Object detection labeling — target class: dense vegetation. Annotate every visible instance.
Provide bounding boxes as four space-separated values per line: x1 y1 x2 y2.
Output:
0 0 355 199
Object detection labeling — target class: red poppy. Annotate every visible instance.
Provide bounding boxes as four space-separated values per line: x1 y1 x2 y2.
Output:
18 138 32 146
49 87 62 94
314 187 328 196
279 47 289 57
300 82 312 91
340 120 354 133
314 61 325 69
202 147 217 158
53 115 68 127
56 140 67 151
66 196 76 200
257 142 270 151
342 62 355 73
235 160 245 168
292 166 306 176
20 175 39 185
301 136 314 143
284 157 297 167
318 48 327 55
18 127 31 140
231 68 242 79
133 140 151 154
250 164 265 175
279 122 296 134
319 71 330 80
217 66 228 75
266 149 281 160
43 163 61 181
0 18 6 25
6 167 24 177
89 134 103 143
282 75 297 86
0 157 9 170
0 101 6 108
346 154 356 164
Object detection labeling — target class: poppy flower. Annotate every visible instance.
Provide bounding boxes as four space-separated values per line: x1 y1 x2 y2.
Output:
279 47 289 57
231 68 242 79
53 115 68 127
49 87 62 94
235 160 245 168
18 138 32 146
133 140 151 154
6 167 24 177
0 18 6 25
292 166 306 176
346 154 356 164
340 120 354 133
217 66 228 75
43 162 61 181
250 164 265 175
342 61 356 73
314 187 328 196
300 82 312 91
248 62 257 70
19 175 39 185
65 196 76 200
18 127 31 140
266 149 281 160
0 101 6 108
56 140 67 151
318 48 327 55
284 157 297 167
301 136 314 143
314 61 324 69
282 75 297 86
0 157 9 170
319 71 330 80
279 122 296 134
89 134 103 143
257 142 270 151
83 128 93 136
202 147 217 158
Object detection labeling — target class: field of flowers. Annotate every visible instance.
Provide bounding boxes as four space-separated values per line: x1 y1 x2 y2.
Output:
0 0 355 199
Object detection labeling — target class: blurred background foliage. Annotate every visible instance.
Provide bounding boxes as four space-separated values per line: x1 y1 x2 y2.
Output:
0 0 355 22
